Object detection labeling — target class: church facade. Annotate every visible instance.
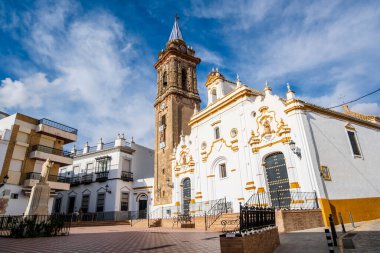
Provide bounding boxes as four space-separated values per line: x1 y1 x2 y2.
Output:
153 18 380 225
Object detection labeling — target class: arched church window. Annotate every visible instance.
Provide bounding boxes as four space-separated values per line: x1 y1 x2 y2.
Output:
182 68 187 90
163 71 168 88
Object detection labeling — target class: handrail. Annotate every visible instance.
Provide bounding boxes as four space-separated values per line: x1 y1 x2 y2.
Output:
31 144 72 157
39 118 78 134
205 197 228 229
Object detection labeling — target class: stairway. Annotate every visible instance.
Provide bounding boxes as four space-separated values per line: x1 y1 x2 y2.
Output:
70 220 131 227
208 213 239 232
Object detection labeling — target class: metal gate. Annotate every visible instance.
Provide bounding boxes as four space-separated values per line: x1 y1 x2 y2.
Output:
264 152 291 208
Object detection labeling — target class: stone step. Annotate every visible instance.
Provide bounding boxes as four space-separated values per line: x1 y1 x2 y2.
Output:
71 221 131 227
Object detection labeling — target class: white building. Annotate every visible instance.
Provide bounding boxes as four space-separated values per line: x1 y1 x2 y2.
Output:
166 70 380 225
56 135 154 218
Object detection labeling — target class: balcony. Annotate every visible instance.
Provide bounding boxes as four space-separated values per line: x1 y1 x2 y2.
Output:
24 172 70 191
121 171 133 182
70 176 81 186
29 145 73 166
37 118 77 143
95 172 109 182
82 174 94 184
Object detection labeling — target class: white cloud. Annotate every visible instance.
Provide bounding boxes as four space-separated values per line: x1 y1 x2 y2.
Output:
351 103 380 116
189 0 276 29
0 1 156 147
195 45 224 66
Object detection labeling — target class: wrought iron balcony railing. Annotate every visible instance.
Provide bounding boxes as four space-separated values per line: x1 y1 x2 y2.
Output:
30 145 72 158
121 171 133 182
25 172 67 183
95 172 109 182
39 118 78 134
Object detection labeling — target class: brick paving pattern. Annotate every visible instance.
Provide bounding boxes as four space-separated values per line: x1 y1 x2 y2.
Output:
0 226 221 253
343 219 380 253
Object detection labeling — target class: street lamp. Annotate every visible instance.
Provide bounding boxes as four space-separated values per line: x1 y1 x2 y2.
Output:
105 184 112 194
0 174 8 188
289 140 301 158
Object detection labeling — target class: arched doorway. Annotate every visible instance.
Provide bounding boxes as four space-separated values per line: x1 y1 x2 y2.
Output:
182 178 191 215
137 194 148 218
264 152 291 208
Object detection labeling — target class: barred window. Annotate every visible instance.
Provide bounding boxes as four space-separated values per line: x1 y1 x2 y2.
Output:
97 193 105 212
120 192 129 211
81 194 90 213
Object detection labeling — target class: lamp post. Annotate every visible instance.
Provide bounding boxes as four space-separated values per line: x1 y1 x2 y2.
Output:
289 140 301 158
105 184 112 194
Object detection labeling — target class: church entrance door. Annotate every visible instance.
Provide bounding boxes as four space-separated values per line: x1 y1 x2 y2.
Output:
138 194 147 219
264 152 291 208
182 178 191 215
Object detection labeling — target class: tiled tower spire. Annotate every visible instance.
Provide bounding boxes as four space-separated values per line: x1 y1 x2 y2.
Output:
168 15 184 42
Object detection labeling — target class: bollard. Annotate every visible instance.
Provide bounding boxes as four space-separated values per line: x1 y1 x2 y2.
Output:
324 228 335 253
349 211 356 228
329 214 338 246
338 212 346 233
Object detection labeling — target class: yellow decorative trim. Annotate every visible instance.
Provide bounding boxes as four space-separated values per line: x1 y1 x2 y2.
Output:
231 169 236 172
237 198 245 201
190 199 196 204
132 186 153 190
291 200 305 204
248 203 268 207
175 201 180 206
205 72 226 87
195 196 203 199
343 105 380 123
207 174 215 178
189 87 262 126
259 106 269 112
202 138 238 162
211 120 221 126
257 187 265 193
175 168 195 177
196 192 202 194
290 182 300 189
246 181 254 185
230 139 238 144
284 105 304 114
173 212 181 214
189 211 196 214
345 123 356 131
285 100 380 131
252 137 291 153
245 186 256 190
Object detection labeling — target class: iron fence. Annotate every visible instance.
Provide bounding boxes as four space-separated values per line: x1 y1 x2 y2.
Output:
0 214 71 238
121 171 133 182
39 118 78 134
245 191 319 210
30 145 72 157
239 205 275 234
25 172 67 183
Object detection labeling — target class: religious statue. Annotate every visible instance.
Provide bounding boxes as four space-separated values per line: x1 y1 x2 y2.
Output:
40 158 53 183
263 120 272 134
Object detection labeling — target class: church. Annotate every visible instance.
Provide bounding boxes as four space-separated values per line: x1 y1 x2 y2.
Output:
152 17 380 226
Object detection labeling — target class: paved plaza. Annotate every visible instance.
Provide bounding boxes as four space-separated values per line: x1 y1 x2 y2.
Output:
0 221 379 253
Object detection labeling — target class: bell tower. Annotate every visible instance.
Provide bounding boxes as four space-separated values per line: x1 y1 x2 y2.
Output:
154 16 201 205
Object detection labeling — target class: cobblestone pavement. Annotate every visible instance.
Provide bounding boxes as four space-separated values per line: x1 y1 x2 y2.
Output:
343 219 380 253
0 226 221 253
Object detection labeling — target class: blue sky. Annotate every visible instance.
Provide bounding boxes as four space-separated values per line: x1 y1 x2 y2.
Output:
1 0 380 148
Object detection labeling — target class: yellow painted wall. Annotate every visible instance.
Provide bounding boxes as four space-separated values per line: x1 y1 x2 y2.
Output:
319 197 380 226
